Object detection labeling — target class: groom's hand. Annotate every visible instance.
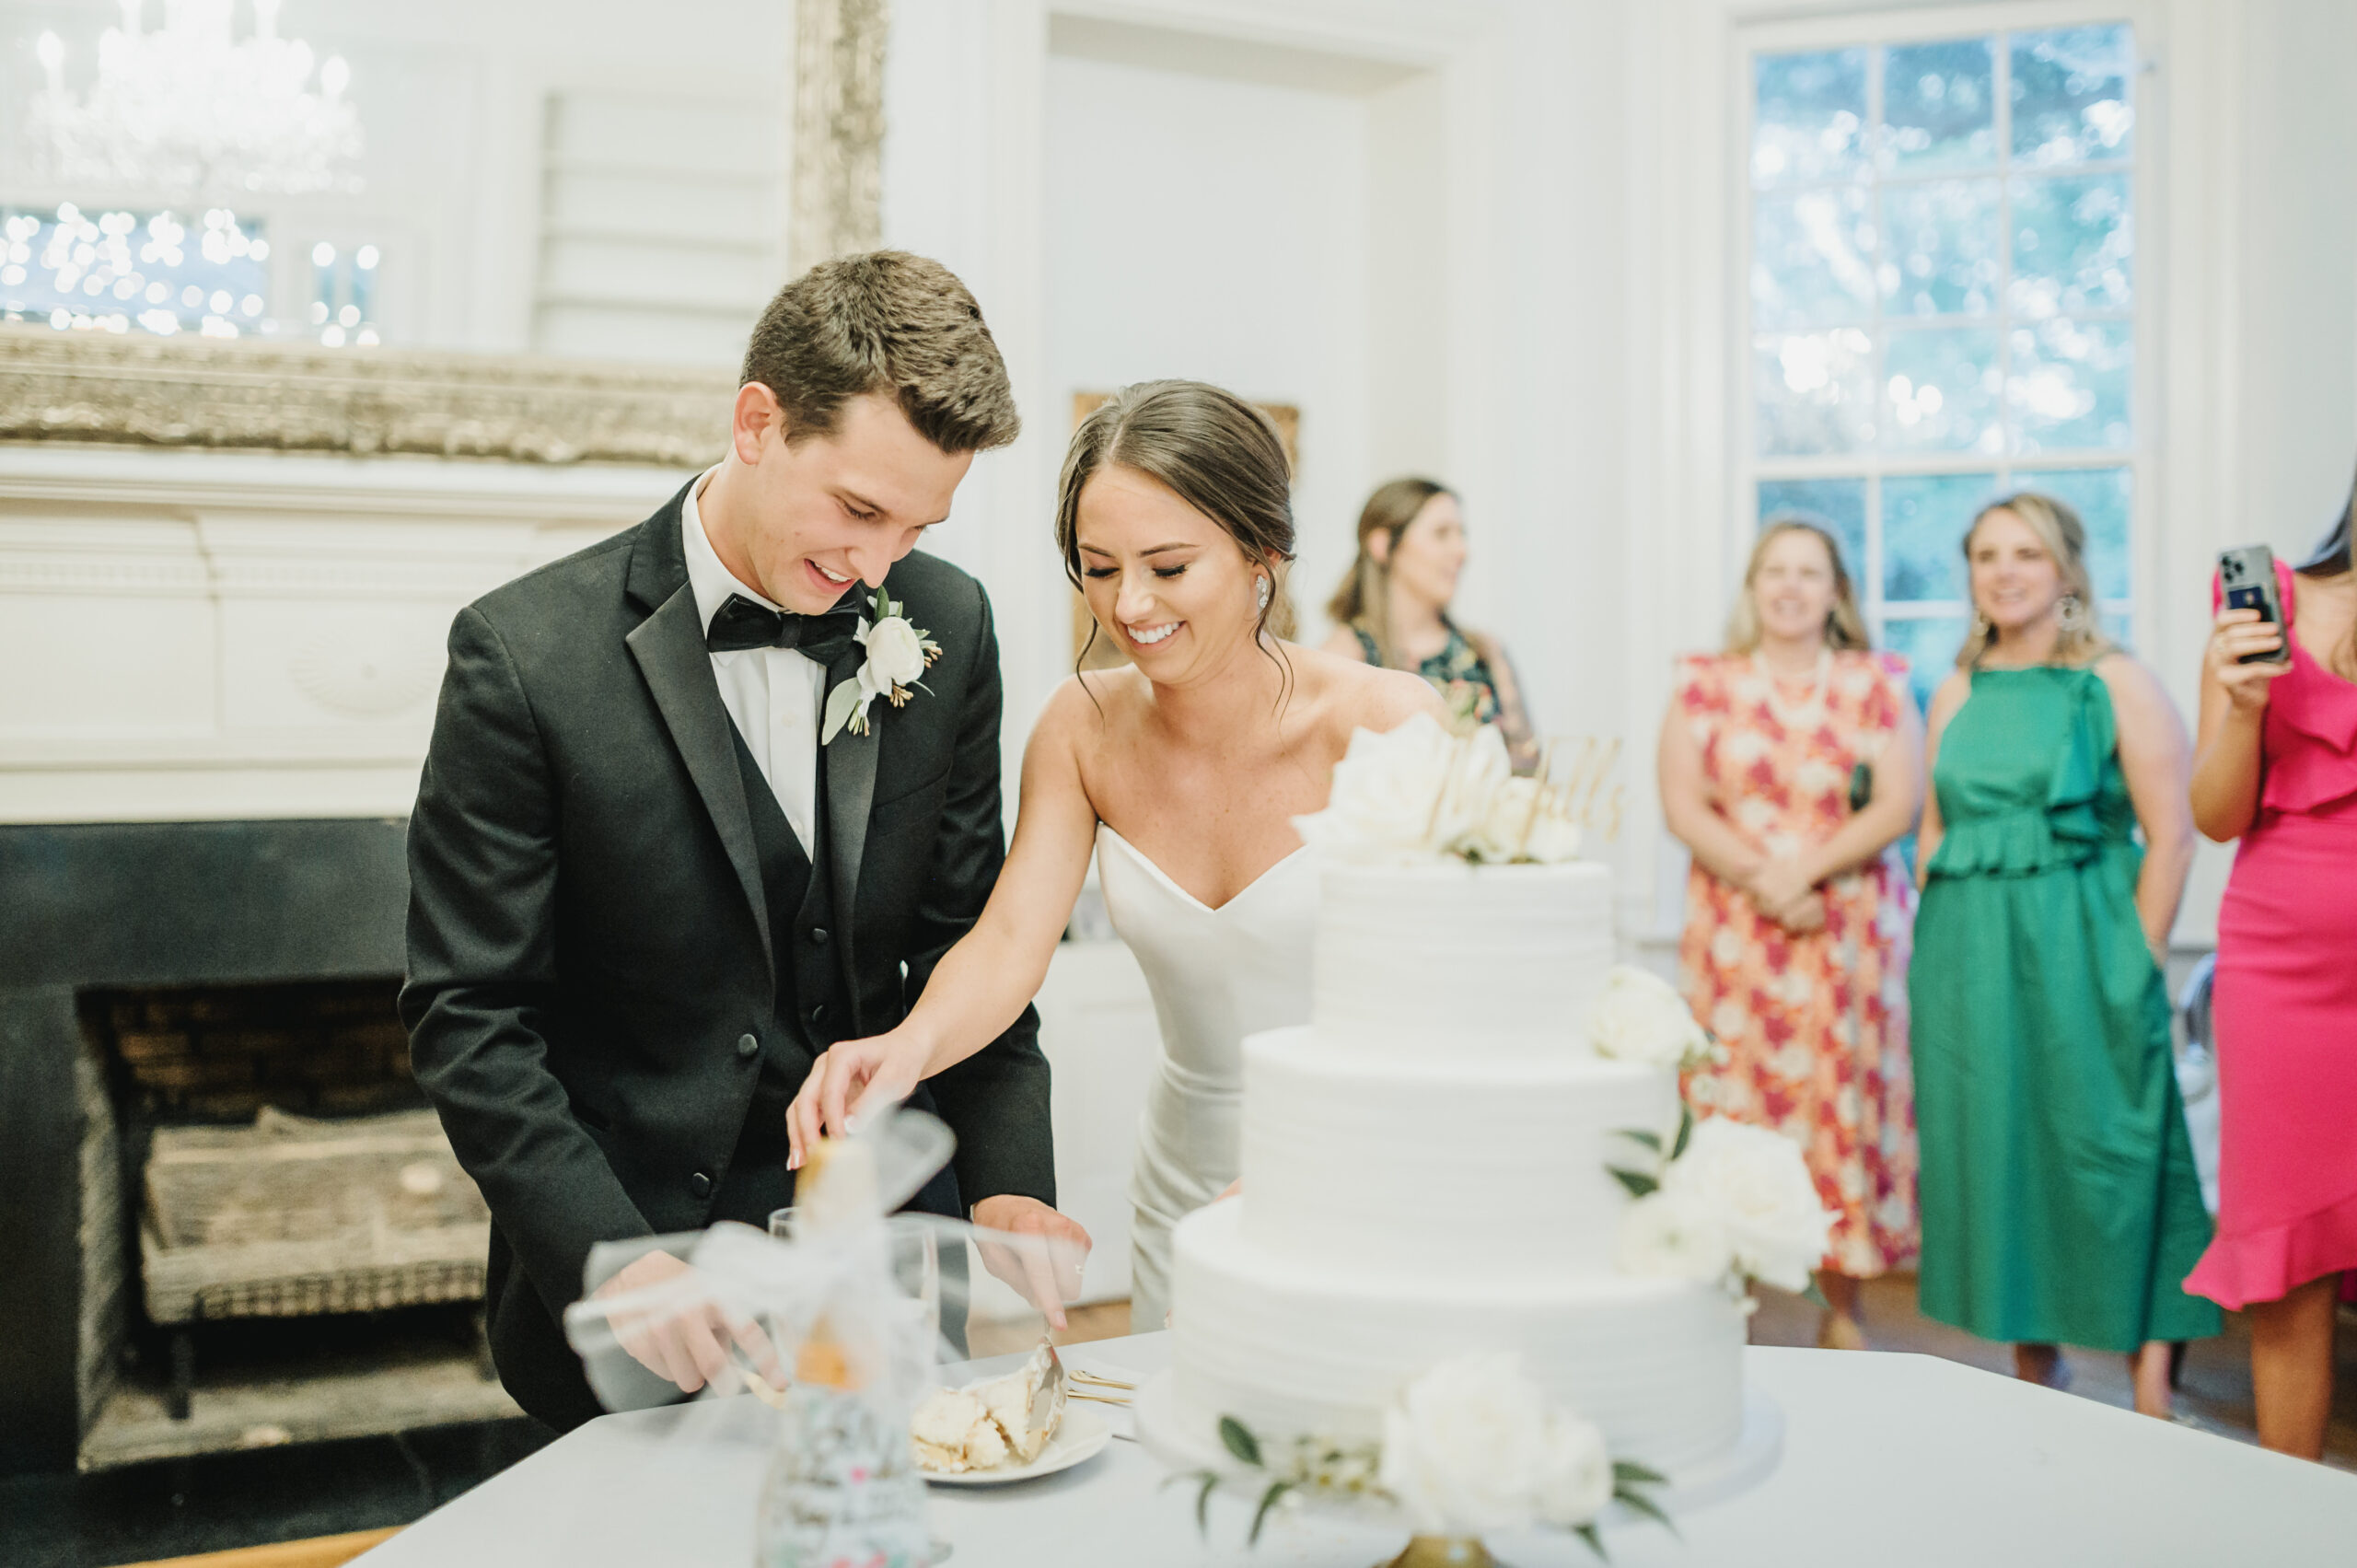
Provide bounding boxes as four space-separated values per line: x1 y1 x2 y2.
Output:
970 1195 1092 1331
785 1032 928 1171
591 1249 785 1396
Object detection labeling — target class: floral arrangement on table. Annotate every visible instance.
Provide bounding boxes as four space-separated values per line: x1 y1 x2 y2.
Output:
1588 965 1837 1301
1177 1354 1670 1561
1293 714 1596 865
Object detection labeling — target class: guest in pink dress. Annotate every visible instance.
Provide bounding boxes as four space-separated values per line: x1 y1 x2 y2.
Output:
2187 474 2357 1461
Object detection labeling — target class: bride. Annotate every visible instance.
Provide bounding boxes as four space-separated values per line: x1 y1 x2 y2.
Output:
786 379 1437 1327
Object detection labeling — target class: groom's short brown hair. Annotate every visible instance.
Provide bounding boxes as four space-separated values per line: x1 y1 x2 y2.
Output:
742 250 1020 455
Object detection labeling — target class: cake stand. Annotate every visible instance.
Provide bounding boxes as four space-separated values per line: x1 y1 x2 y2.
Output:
1132 1369 1783 1562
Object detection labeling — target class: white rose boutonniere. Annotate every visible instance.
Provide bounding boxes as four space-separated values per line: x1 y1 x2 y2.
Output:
1657 1116 1835 1294
1585 964 1715 1073
823 587 942 744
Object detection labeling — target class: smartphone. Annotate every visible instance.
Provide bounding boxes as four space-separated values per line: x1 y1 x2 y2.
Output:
2218 545 2291 665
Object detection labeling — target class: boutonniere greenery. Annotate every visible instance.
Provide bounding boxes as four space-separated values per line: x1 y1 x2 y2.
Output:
823 587 942 745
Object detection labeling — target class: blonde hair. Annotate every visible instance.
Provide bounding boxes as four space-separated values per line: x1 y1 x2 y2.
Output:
1722 518 1872 656
1955 492 2115 668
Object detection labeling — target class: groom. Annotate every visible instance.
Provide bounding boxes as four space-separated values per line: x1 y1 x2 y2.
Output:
401 251 1087 1433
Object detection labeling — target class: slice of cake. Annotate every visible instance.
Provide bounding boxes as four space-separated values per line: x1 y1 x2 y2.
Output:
910 1342 1067 1473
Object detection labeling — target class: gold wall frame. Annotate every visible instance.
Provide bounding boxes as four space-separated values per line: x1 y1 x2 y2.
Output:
0 325 736 467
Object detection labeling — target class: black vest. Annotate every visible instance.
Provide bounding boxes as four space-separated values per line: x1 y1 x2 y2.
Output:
714 717 966 1227
714 723 842 1224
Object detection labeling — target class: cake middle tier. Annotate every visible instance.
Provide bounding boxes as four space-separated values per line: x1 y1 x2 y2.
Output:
1240 1024 1677 1281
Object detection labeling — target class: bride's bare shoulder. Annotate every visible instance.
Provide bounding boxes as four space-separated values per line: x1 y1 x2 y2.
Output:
1035 667 1147 740
1285 642 1442 736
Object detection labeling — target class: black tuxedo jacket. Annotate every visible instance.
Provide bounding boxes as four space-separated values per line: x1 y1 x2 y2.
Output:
401 482 1053 1428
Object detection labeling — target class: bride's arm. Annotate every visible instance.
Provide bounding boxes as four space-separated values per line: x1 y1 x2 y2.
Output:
788 680 1103 1166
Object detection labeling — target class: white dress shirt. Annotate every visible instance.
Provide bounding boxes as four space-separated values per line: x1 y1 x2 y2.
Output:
680 467 826 858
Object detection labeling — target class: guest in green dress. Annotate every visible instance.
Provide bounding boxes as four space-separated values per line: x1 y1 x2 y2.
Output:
1913 493 2218 1419
1325 478 1538 771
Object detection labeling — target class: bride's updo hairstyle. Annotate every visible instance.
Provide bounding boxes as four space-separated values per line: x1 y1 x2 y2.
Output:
1055 380 1299 676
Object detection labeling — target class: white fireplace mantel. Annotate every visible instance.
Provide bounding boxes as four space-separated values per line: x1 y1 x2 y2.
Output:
0 443 693 824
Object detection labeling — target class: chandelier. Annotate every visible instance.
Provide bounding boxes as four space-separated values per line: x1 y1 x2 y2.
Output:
29 0 363 198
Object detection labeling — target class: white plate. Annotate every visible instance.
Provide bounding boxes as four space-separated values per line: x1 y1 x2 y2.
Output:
923 1404 1113 1486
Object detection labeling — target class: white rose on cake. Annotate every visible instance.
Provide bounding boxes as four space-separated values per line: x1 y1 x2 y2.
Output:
1295 714 1506 860
1379 1353 1549 1534
1585 965 1714 1072
1658 1116 1834 1292
1465 776 1585 865
1532 1410 1615 1529
1614 1188 1735 1283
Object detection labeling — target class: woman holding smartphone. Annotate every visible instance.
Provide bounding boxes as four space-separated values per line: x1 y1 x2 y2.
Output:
2185 469 2357 1460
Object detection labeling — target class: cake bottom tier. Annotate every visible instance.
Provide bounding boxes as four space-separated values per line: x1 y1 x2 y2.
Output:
1169 1201 1746 1475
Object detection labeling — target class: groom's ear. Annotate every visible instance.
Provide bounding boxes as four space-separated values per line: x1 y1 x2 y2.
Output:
731 382 787 466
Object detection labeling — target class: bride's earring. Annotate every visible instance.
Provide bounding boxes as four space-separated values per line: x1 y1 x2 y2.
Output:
1255 575 1271 612
2057 593 2087 633
1972 609 1992 636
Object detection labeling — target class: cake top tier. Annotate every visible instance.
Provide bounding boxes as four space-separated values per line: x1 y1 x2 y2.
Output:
1311 858 1617 1055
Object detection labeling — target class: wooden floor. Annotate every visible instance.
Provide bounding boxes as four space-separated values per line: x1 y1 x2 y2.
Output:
120 1528 401 1568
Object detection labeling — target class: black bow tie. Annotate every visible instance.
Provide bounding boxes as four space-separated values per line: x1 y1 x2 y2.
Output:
704 594 864 664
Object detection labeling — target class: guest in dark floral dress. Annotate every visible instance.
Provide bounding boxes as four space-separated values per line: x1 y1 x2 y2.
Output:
1324 477 1538 770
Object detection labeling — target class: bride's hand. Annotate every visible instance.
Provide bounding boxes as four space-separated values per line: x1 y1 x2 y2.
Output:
786 1031 928 1170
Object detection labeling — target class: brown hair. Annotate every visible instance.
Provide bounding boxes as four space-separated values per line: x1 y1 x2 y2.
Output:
1723 517 1872 655
741 250 1019 453
1956 491 2116 668
1055 380 1297 678
1327 477 1452 668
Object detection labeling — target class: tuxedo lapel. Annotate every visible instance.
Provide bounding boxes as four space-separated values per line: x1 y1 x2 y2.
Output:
627 579 776 986
821 645 879 1028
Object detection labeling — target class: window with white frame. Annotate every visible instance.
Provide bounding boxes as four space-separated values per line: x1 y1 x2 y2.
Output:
1744 20 2140 706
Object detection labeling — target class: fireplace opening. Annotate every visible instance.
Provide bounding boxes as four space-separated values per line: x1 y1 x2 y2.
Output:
75 979 521 1471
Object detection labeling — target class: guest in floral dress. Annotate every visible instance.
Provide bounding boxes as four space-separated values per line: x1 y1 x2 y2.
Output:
1657 519 1922 1349
1326 478 1538 771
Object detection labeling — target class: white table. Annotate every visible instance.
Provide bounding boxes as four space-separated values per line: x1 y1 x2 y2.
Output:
354 1333 2357 1567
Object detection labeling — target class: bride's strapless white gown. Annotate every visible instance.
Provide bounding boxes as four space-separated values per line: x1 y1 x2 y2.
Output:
1094 823 1316 1330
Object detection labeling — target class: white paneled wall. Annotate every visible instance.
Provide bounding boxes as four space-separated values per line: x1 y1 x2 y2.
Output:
532 92 784 364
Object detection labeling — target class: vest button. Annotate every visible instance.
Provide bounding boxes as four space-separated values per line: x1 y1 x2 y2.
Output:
808 1003 829 1028
689 1171 713 1199
737 1032 760 1060
807 926 830 946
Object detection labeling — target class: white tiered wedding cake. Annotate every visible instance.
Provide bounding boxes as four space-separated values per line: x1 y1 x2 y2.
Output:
1150 716 1824 1535
1167 856 1747 1478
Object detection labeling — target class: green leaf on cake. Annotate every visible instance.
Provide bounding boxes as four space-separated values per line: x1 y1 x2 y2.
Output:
1196 1473 1219 1534
1802 1272 1831 1309
1611 1459 1667 1486
1248 1480 1293 1545
1614 1480 1679 1538
1671 1102 1695 1160
1616 1127 1663 1155
1219 1415 1263 1468
1573 1521 1608 1561
1608 1166 1660 1199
